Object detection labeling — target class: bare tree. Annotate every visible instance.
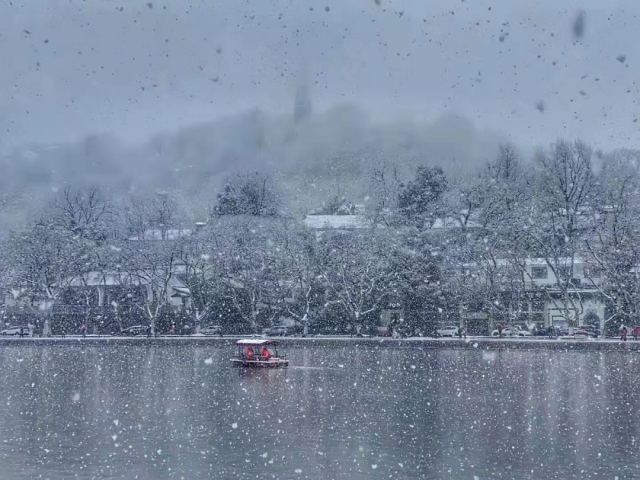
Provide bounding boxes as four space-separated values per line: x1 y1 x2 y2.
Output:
523 140 595 326
275 221 325 336
52 186 115 242
176 228 220 333
584 149 640 331
367 159 402 226
319 229 395 335
47 187 119 332
116 192 187 334
119 240 180 336
125 191 184 241
209 216 283 333
8 222 78 336
448 146 532 332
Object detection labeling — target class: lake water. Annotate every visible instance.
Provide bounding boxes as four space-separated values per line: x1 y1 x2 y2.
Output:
0 343 638 479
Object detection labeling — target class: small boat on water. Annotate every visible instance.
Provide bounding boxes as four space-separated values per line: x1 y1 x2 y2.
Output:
231 339 289 368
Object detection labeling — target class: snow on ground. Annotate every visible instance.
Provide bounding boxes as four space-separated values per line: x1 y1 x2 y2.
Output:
1 334 638 345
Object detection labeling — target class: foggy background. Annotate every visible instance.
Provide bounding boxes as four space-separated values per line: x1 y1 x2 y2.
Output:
1 0 638 231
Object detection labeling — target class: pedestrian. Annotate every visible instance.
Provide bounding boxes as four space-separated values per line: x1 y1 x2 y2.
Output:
81 323 86 337
633 326 639 341
146 325 151 338
497 324 503 337
19 327 24 338
457 327 463 339
169 324 175 335
621 326 628 342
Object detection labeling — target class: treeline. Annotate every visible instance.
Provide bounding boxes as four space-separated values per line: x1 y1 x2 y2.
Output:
1 140 640 336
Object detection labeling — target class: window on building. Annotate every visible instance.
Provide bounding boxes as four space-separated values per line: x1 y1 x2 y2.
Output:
531 267 548 279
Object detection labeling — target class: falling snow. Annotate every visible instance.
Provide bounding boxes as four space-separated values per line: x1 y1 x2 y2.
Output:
0 0 638 478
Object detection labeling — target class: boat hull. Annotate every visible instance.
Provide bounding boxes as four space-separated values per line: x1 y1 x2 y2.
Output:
231 358 289 368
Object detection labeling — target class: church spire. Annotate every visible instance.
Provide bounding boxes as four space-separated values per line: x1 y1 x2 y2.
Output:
293 71 312 123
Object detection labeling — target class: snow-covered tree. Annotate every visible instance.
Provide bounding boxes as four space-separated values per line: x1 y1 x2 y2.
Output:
449 146 533 331
522 140 596 326
366 159 403 226
398 165 448 229
124 190 185 241
584 149 640 331
275 222 326 336
51 186 116 242
318 228 396 335
209 216 283 333
176 228 220 333
8 221 78 336
215 172 281 217
118 239 180 336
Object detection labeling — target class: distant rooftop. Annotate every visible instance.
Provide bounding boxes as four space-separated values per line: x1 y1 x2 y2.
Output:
462 257 589 268
237 339 278 345
431 216 482 230
129 228 193 241
65 271 189 291
303 214 370 230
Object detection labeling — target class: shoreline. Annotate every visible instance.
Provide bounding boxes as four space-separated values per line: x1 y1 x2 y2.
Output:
1 335 640 351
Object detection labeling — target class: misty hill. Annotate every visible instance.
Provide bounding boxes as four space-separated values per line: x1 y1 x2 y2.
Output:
0 104 506 229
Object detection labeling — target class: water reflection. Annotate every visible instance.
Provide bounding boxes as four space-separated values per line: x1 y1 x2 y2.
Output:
0 345 638 479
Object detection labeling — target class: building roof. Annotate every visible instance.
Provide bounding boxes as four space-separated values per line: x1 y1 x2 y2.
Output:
303 214 370 230
129 229 194 241
66 272 136 287
65 271 189 291
431 215 482 230
171 286 191 298
462 257 589 268
237 339 278 346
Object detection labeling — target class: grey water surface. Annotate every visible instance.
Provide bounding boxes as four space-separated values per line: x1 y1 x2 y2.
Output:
0 344 638 479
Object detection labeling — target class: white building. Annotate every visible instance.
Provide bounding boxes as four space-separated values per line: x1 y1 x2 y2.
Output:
459 257 606 333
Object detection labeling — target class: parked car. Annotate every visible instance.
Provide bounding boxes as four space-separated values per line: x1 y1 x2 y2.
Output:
491 325 532 337
200 325 223 336
435 326 459 338
263 325 301 337
582 325 601 337
515 326 533 337
556 326 599 338
572 328 598 338
264 325 285 336
376 326 392 337
0 326 30 336
533 326 559 338
120 325 148 336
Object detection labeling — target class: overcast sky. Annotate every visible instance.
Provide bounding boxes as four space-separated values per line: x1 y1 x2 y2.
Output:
0 0 638 152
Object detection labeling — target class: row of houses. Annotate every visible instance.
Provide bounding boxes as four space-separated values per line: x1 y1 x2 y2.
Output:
1 210 614 335
303 212 610 334
457 258 606 334
1 269 192 335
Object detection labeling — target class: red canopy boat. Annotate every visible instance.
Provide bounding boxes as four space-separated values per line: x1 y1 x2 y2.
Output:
231 339 289 368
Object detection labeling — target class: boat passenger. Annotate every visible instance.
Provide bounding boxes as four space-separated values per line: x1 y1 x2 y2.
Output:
246 347 254 359
262 347 271 360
